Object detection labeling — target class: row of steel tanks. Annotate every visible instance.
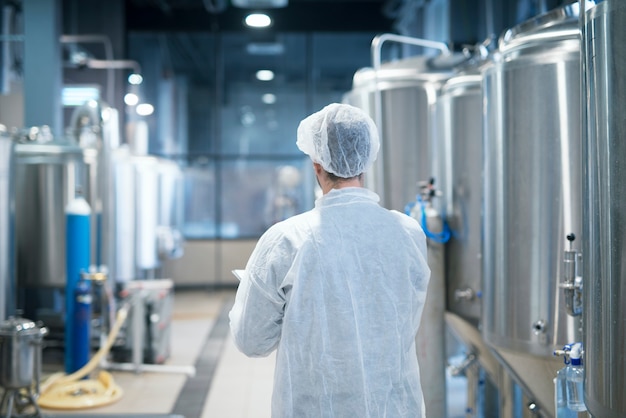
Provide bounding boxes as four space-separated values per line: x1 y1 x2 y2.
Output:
345 1 625 417
0 101 184 340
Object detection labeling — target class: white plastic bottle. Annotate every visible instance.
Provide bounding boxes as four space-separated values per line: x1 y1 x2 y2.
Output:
566 342 587 412
555 365 576 417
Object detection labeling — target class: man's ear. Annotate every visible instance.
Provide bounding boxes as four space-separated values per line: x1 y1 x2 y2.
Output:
313 162 323 176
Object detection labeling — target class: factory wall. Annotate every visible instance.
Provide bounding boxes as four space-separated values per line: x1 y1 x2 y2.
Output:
162 240 257 287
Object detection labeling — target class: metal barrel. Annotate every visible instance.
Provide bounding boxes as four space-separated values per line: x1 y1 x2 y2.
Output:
437 73 483 325
581 1 626 416
481 4 583 415
15 141 97 289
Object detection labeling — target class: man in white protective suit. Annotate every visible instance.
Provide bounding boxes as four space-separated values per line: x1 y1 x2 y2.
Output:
229 102 431 418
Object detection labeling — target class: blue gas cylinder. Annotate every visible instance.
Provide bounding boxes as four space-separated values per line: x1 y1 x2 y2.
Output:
72 277 92 373
65 195 91 374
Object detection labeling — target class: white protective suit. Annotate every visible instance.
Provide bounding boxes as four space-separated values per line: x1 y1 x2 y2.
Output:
229 187 431 418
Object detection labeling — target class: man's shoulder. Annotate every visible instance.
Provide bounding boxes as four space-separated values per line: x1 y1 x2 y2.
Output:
262 210 315 237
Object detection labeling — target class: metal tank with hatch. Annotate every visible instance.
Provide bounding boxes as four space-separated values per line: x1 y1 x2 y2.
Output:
437 64 518 418
114 148 184 282
437 70 501 375
342 34 457 213
14 127 98 291
0 315 48 416
481 4 583 416
0 127 15 322
580 0 626 416
438 72 483 326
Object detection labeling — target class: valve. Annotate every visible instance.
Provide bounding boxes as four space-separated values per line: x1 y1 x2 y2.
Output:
559 233 583 316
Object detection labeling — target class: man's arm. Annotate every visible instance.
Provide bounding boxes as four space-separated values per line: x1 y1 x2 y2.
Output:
229 270 284 357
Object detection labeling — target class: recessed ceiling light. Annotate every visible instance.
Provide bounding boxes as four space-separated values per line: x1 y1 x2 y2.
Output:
245 13 272 28
136 103 154 116
256 70 275 81
124 93 139 106
128 73 143 85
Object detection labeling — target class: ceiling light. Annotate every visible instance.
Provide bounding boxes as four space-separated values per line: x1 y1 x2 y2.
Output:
128 73 143 85
262 93 276 104
124 93 139 106
245 13 272 28
256 70 275 81
136 103 154 116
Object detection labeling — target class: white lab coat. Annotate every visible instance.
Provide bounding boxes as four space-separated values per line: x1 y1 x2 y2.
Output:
229 187 431 418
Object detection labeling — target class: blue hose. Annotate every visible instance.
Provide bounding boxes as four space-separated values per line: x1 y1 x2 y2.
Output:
404 195 451 244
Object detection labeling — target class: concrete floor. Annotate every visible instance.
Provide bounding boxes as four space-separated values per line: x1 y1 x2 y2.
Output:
2 288 468 418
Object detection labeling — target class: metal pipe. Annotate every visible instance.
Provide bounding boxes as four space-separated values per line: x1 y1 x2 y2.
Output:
83 58 142 74
370 33 450 72
60 34 115 106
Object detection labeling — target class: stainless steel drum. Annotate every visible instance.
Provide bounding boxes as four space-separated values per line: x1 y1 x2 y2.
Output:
437 73 483 323
343 55 454 212
437 70 516 418
0 315 47 417
15 135 98 289
0 316 47 389
156 159 184 261
482 4 583 415
581 1 626 416
0 129 14 322
114 149 184 282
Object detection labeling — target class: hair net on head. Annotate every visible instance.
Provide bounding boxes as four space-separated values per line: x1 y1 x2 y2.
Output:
296 103 380 178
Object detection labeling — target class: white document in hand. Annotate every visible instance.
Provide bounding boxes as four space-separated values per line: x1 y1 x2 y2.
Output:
232 269 246 282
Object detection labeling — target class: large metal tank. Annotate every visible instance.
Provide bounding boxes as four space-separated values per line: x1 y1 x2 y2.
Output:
438 68 520 418
0 128 15 321
114 147 184 282
482 4 583 416
15 130 98 290
438 72 483 325
581 1 626 416
343 36 455 212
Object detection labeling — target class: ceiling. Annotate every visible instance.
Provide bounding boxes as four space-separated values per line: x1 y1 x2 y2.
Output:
125 0 398 33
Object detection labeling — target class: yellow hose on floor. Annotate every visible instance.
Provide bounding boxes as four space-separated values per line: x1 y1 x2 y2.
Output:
37 302 130 410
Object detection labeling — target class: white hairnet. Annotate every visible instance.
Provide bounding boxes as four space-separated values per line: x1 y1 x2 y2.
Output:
296 103 380 178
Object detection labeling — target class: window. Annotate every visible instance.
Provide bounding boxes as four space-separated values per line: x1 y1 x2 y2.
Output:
129 31 376 239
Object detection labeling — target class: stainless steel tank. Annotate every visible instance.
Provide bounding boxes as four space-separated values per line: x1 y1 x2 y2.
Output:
15 131 98 289
343 42 455 212
437 69 518 418
114 148 184 282
0 128 15 321
481 4 583 416
581 1 626 416
438 73 483 324
0 316 47 389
